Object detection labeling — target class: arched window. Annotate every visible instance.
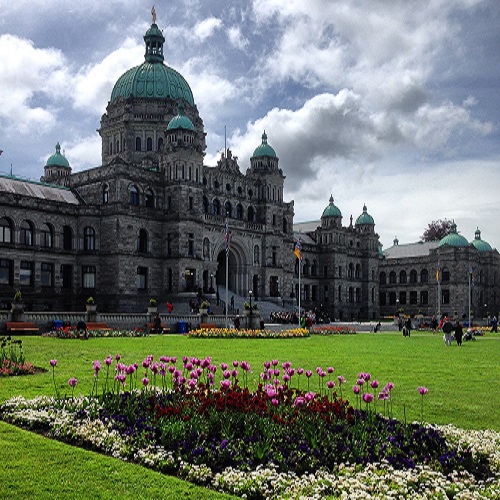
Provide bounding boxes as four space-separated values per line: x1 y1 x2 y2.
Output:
348 263 354 278
400 270 407 284
135 137 142 151
409 269 418 283
145 189 154 208
146 137 153 151
420 269 429 283
355 264 361 279
0 217 12 243
236 203 243 220
129 185 139 206
442 267 450 282
157 137 164 151
40 223 53 248
254 245 260 265
62 226 72 250
202 197 209 214
138 229 148 253
84 227 96 251
224 201 232 218
379 272 387 285
20 220 33 246
389 271 397 284
212 199 221 215
102 184 109 204
247 206 255 222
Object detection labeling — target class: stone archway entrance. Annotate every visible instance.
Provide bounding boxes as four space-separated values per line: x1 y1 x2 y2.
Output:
215 242 251 298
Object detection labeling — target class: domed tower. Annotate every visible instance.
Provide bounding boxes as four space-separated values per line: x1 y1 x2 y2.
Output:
470 228 493 252
438 222 469 248
41 143 72 186
355 204 375 234
99 11 205 168
321 195 342 228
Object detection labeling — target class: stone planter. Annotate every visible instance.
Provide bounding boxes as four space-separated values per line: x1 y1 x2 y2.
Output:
86 304 97 313
148 306 158 315
11 301 24 312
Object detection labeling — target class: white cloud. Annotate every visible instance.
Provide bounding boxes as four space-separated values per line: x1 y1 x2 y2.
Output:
0 34 69 134
193 17 222 41
227 26 249 50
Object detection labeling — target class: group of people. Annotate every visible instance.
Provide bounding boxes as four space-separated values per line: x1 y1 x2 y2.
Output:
442 317 464 346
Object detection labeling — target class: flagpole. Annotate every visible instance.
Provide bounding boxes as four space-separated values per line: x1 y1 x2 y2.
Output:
225 217 229 329
298 256 301 318
468 266 471 329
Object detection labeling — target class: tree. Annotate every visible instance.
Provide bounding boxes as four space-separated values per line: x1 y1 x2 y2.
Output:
420 219 453 242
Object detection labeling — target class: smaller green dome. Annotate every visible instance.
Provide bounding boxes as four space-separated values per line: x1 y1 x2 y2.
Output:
167 102 195 131
322 195 342 218
471 228 492 252
252 131 277 158
355 204 374 225
46 143 70 168
438 223 469 248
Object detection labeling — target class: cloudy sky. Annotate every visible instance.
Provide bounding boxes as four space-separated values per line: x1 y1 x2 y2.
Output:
1 0 499 249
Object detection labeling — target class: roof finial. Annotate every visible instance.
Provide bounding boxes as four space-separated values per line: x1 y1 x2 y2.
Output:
151 5 156 24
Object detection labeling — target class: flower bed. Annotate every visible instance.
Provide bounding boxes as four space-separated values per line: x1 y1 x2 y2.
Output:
42 328 149 339
0 336 35 376
310 325 356 335
1 354 499 498
187 327 309 338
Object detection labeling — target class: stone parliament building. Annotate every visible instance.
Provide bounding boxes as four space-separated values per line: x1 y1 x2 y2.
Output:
1 17 499 321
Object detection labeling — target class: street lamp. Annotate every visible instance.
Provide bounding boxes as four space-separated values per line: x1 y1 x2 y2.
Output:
210 273 214 293
249 290 253 311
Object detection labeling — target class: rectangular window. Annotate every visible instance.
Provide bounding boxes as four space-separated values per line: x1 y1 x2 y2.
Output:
410 291 418 305
272 249 277 266
0 223 12 243
399 291 407 305
379 292 386 306
20 261 34 286
167 233 172 256
389 292 396 305
0 259 13 285
420 291 428 305
61 264 73 288
82 265 96 289
137 267 148 290
442 289 450 304
188 233 194 256
189 196 194 210
41 262 54 287
323 265 328 278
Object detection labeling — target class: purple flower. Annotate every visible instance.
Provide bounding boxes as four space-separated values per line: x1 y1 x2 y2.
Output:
305 370 313 378
220 379 231 390
232 360 239 368
293 396 306 407
271 398 279 406
356 378 365 386
266 386 277 398
362 393 374 403
305 391 315 401
327 366 334 373
418 386 429 395
187 379 197 389
353 385 361 394
142 377 149 386
264 361 271 369
222 370 231 379
337 375 345 385
115 354 121 361
282 361 291 370
283 373 290 383
93 360 101 372
379 391 390 400
370 380 379 389
49 359 57 367
68 377 78 388
105 356 113 366
220 363 228 370
385 382 395 391
271 359 279 366
297 368 304 375
327 380 335 389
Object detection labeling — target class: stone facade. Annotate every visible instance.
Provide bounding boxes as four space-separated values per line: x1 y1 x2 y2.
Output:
0 18 498 320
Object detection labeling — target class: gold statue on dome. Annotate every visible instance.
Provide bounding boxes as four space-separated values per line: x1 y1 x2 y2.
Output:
151 6 156 24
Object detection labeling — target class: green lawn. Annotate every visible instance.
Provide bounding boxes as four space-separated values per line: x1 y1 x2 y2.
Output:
1 331 499 498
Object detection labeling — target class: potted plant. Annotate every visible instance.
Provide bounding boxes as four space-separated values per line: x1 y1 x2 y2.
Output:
199 300 210 315
86 296 97 312
11 290 24 312
243 302 251 316
148 298 158 314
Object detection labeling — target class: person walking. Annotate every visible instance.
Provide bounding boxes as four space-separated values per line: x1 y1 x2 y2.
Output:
454 320 463 346
491 315 498 333
442 318 453 346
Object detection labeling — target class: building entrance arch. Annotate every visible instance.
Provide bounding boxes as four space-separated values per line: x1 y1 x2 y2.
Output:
215 241 251 298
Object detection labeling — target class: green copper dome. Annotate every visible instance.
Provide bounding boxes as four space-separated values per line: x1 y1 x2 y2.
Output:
322 195 342 218
46 143 70 168
252 131 277 158
167 102 195 131
355 204 374 225
438 223 469 248
110 23 194 106
471 228 492 252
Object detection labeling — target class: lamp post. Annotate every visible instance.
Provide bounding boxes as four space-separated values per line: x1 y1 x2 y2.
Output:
210 273 214 293
249 290 253 312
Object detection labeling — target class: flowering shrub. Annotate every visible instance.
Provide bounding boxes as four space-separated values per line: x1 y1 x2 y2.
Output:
310 325 356 335
0 336 35 376
187 327 309 338
42 328 148 339
1 355 498 499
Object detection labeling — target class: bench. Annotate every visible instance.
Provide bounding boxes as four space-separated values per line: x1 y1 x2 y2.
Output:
6 322 39 334
86 322 112 331
146 322 170 334
200 323 216 329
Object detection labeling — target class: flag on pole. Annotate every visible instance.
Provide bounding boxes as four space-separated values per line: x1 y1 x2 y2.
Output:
469 266 475 287
225 220 230 256
294 240 302 261
436 259 440 283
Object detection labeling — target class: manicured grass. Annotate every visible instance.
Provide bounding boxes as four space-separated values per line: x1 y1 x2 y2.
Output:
1 331 499 498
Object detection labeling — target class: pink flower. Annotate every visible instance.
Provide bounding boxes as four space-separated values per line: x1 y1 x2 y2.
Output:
232 360 239 367
362 393 374 403
266 386 277 398
337 375 346 385
356 378 365 386
293 396 306 407
105 356 113 366
327 380 335 389
115 354 121 361
297 368 304 375
305 391 315 401
283 373 290 383
142 377 149 386
305 370 313 378
49 359 57 367
271 359 279 366
370 380 379 389
220 363 228 370
93 360 101 372
282 361 291 370
378 391 390 400
327 366 334 374
187 379 197 389
223 370 231 379
385 382 395 391
231 369 238 378
264 361 271 369
353 385 361 394
271 398 279 406
220 379 231 390
418 386 429 395
68 377 78 388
